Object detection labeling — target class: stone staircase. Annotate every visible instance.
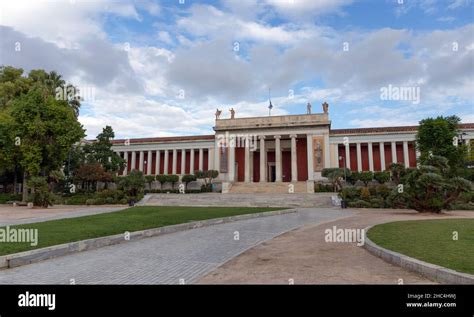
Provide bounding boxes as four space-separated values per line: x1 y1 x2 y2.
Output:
229 181 308 194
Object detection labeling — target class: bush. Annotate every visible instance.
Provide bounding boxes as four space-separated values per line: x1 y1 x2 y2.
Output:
105 197 115 204
315 183 334 192
182 174 197 188
0 193 22 204
118 170 145 199
375 184 391 199
86 199 95 206
359 171 374 186
369 198 384 208
348 200 371 208
27 176 54 208
360 186 371 200
374 171 390 184
339 187 361 201
346 171 360 185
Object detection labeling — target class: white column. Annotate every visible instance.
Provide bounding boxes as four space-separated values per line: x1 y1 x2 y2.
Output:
122 151 128 176
138 151 144 172
379 142 386 171
131 151 136 172
259 136 266 183
391 142 397 164
324 133 330 168
198 148 204 171
275 135 282 182
181 149 186 175
190 149 195 174
208 148 214 171
368 142 374 172
147 150 152 175
307 134 314 180
290 134 298 182
229 137 235 182
344 143 350 169
214 139 219 171
244 137 250 182
334 144 339 168
403 141 410 168
356 143 362 172
164 149 169 175
155 150 160 175
172 149 177 174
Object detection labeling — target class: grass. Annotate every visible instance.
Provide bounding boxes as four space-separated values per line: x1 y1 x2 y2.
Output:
367 219 474 275
0 206 285 256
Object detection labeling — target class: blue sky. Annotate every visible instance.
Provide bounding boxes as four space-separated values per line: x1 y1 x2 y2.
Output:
1 0 473 138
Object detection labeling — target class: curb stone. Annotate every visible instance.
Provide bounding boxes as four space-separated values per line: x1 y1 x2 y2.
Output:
0 208 296 269
363 225 474 284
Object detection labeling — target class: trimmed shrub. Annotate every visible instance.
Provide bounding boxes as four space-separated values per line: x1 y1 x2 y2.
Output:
348 200 371 208
360 186 371 200
374 171 390 184
359 171 374 186
346 171 360 185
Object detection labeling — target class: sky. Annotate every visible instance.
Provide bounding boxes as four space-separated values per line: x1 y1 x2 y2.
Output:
0 0 473 139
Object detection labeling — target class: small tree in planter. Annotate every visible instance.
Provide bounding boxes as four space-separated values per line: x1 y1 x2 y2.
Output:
167 174 179 190
374 171 390 184
359 171 374 186
182 174 197 190
155 174 168 190
145 175 155 191
195 170 219 191
346 171 360 185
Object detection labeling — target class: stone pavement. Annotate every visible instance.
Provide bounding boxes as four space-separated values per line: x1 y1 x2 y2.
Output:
0 208 350 284
146 193 334 208
0 205 128 226
199 209 474 284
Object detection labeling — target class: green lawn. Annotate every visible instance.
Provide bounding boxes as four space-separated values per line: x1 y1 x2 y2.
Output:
367 219 474 274
0 206 285 256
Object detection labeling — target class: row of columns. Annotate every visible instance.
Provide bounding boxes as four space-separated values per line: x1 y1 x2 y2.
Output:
336 141 415 172
227 134 299 183
119 149 210 176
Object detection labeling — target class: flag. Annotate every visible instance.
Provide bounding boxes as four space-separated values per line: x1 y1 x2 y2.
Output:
268 100 273 110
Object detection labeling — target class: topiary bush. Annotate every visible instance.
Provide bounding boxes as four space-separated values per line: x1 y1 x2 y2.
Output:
374 171 390 184
359 171 374 186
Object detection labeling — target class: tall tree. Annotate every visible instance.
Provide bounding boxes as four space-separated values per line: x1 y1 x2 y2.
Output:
83 126 125 173
416 115 467 176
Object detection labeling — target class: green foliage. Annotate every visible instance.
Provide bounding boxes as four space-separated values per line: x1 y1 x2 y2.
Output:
346 171 360 185
181 174 197 186
27 176 53 207
74 162 112 192
83 126 125 173
359 171 374 186
0 193 22 204
314 183 334 192
144 175 155 189
416 116 467 175
388 163 406 184
118 170 145 199
194 170 219 190
374 171 390 184
360 186 371 200
321 168 350 191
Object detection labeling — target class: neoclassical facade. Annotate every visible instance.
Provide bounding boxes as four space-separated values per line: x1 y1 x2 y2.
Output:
111 106 474 191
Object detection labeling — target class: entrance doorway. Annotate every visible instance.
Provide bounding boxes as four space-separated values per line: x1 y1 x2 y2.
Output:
268 163 276 182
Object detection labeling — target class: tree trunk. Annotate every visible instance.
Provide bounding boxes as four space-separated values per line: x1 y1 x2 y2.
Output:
22 171 28 202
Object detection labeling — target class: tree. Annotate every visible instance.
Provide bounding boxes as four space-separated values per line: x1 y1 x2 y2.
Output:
74 162 112 192
374 171 390 184
346 171 360 185
155 174 168 190
322 168 350 192
167 174 179 189
9 87 85 200
359 171 374 186
181 174 197 190
83 126 125 173
145 175 155 190
118 170 145 199
400 155 472 213
195 170 219 190
388 163 405 184
416 116 467 175
27 176 54 208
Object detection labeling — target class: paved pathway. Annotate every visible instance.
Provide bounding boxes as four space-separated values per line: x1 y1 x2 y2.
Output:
199 209 474 284
146 193 334 208
0 208 350 284
0 205 128 226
